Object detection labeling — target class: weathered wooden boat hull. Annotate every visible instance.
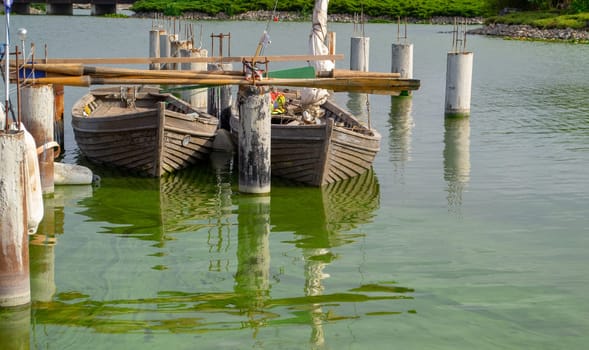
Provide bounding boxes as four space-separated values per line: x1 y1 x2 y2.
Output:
230 98 381 186
72 87 218 177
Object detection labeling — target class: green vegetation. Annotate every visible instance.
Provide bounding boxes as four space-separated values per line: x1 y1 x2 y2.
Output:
486 10 589 28
129 0 589 30
30 3 46 12
131 0 487 19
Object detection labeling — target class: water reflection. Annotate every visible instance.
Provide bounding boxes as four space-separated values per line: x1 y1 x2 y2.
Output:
346 93 371 127
27 167 414 343
30 185 94 303
389 96 414 183
443 117 471 215
76 165 226 242
270 169 382 348
235 196 271 333
0 305 30 350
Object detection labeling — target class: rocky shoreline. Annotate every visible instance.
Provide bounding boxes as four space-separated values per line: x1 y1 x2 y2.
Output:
133 10 588 43
133 10 485 25
67 8 584 43
467 23 589 43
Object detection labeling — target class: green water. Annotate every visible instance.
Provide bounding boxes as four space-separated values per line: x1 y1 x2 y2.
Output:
1 14 588 349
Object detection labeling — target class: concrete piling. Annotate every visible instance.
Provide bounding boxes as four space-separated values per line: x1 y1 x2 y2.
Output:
444 52 473 117
391 42 413 79
159 30 171 70
21 84 56 194
149 29 160 70
0 130 30 307
445 19 473 117
180 48 208 110
350 36 370 72
208 63 234 130
237 86 271 194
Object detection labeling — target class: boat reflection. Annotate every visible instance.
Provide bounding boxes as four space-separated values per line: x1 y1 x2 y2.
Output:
76 161 231 243
443 117 471 215
28 167 413 344
389 96 414 182
270 169 381 347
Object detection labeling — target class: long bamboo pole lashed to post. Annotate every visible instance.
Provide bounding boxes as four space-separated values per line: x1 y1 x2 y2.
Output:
24 54 344 65
29 75 421 94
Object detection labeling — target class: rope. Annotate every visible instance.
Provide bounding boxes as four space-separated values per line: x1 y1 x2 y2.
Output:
258 0 280 57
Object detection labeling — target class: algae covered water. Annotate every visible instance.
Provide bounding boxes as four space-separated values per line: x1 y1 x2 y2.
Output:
1 14 588 349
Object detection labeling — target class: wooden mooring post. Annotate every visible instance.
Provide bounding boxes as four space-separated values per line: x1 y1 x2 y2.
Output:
237 85 271 194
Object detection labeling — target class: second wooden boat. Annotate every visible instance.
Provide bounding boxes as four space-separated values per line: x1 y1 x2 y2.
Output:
229 89 381 186
72 86 218 177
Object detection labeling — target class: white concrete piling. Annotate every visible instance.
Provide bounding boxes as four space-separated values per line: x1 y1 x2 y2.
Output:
444 51 473 117
237 86 271 194
445 19 473 117
149 29 160 70
21 84 55 194
170 39 189 71
208 63 234 130
0 130 30 307
159 30 171 70
350 36 370 71
391 43 413 79
180 48 208 110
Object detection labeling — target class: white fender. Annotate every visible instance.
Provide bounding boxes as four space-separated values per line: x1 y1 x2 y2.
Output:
22 124 44 235
54 162 95 185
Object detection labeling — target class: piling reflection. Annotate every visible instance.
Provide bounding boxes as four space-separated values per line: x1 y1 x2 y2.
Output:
346 92 370 126
0 305 30 350
235 196 271 333
30 185 94 303
443 117 471 215
389 96 414 182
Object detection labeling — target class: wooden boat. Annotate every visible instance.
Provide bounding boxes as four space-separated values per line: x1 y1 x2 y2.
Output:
71 86 218 177
229 89 381 186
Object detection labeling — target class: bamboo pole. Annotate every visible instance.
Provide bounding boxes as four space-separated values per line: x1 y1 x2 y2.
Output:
28 75 420 94
26 64 403 81
23 54 344 65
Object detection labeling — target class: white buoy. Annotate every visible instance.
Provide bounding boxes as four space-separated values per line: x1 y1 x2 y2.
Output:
54 162 95 185
22 125 44 235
